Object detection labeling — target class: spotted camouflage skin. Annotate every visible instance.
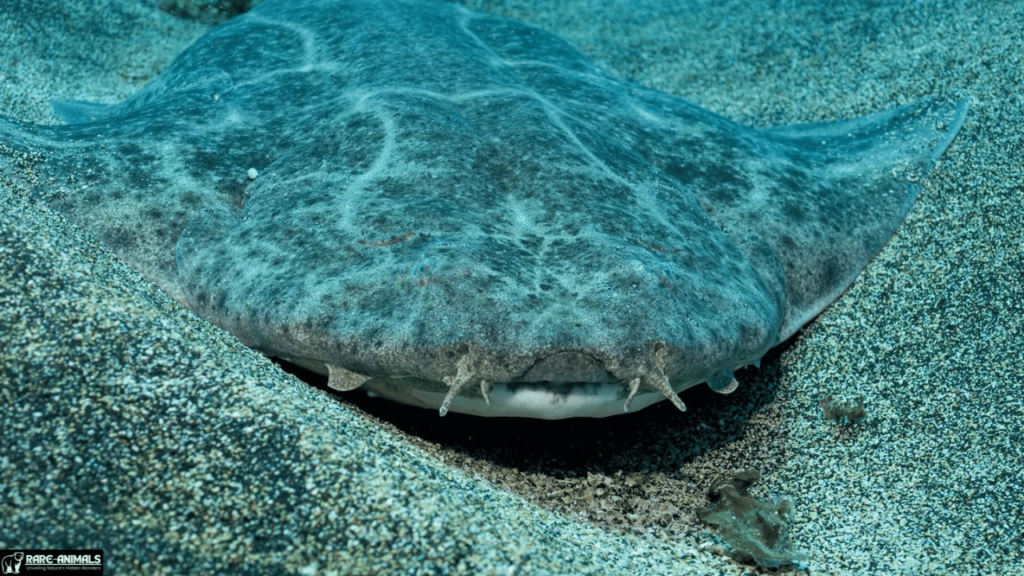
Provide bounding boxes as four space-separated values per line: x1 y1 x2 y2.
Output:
0 0 966 417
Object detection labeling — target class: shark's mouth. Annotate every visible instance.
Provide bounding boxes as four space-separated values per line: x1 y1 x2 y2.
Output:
398 380 667 419
278 345 736 419
281 353 665 419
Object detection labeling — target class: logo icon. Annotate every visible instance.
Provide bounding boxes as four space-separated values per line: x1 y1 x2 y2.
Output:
1 552 23 574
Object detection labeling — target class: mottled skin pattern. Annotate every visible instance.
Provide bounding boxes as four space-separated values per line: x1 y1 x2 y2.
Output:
0 0 966 417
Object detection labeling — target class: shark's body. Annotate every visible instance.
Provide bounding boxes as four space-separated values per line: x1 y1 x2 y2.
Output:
0 0 966 418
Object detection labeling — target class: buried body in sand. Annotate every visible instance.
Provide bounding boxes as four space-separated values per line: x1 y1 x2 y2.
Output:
0 0 966 419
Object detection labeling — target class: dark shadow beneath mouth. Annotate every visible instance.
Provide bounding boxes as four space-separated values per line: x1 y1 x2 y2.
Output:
272 337 796 542
271 338 794 475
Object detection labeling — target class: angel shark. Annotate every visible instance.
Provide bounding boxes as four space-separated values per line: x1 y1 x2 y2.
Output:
0 0 966 418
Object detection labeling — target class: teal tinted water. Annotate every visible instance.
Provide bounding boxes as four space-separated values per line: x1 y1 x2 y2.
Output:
2 0 1021 573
